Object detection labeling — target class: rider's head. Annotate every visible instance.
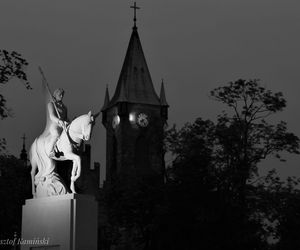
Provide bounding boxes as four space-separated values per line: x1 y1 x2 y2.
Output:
53 88 65 102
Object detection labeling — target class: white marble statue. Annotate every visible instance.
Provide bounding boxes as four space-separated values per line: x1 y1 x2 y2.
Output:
29 88 96 198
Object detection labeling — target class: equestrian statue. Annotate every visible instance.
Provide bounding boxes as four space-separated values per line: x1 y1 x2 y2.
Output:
29 67 97 198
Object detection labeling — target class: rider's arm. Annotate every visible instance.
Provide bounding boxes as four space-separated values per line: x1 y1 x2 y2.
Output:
48 102 60 124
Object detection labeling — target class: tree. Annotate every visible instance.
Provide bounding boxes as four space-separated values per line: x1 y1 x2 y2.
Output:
211 79 299 202
254 169 300 249
0 50 31 153
164 79 299 249
165 118 216 187
0 51 31 245
164 119 229 250
0 155 31 246
103 174 166 250
0 50 31 119
165 118 268 249
212 79 299 248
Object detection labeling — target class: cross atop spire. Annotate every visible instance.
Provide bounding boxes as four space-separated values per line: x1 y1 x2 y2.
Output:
130 2 140 28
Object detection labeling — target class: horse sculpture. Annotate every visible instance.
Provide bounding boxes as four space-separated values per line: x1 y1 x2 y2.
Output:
29 111 95 198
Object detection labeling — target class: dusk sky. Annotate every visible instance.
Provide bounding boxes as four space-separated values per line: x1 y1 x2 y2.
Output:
1 0 300 183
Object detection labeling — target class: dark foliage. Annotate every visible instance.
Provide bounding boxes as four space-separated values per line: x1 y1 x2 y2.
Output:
0 155 32 249
254 170 300 249
0 50 31 119
0 50 31 154
102 173 166 250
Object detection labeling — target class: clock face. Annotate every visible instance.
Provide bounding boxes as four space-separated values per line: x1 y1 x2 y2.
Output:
112 115 120 129
137 113 149 127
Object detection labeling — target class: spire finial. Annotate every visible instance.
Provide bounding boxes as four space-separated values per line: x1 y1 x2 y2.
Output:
130 2 140 28
21 134 26 149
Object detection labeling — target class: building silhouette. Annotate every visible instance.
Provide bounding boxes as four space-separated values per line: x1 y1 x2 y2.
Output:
20 134 28 166
101 7 168 184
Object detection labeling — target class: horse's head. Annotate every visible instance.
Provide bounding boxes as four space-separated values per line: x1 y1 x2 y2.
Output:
81 111 94 141
70 111 100 142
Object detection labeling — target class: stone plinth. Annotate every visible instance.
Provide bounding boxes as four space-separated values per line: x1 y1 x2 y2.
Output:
21 194 97 250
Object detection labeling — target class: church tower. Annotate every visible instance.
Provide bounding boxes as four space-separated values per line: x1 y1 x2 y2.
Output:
101 3 168 183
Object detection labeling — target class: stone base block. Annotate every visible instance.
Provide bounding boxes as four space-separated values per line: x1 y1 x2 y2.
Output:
21 194 97 250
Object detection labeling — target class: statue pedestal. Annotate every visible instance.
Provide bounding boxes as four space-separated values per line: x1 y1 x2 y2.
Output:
21 194 97 250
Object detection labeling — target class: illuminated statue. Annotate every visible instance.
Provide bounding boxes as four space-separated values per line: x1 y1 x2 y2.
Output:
29 68 98 198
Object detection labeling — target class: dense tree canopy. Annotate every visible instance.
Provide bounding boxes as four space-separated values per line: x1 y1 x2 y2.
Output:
0 155 31 248
162 79 300 249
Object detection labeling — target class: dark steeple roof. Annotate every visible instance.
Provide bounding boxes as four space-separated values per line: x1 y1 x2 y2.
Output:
101 85 110 111
159 79 168 107
108 26 161 108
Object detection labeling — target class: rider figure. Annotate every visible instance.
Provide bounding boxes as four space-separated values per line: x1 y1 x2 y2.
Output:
47 88 69 158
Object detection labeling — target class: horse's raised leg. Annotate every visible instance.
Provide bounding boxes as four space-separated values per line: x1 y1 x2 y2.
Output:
70 160 78 193
30 158 38 198
64 152 81 193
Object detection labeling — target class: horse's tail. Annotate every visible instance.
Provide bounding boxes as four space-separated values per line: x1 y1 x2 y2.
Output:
29 139 36 197
29 136 55 180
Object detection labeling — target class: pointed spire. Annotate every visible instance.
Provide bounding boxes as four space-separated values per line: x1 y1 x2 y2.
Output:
101 85 110 111
22 134 26 149
160 79 169 106
20 134 28 164
109 26 160 107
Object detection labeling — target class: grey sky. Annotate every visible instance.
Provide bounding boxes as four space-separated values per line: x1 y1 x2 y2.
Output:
1 0 300 183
